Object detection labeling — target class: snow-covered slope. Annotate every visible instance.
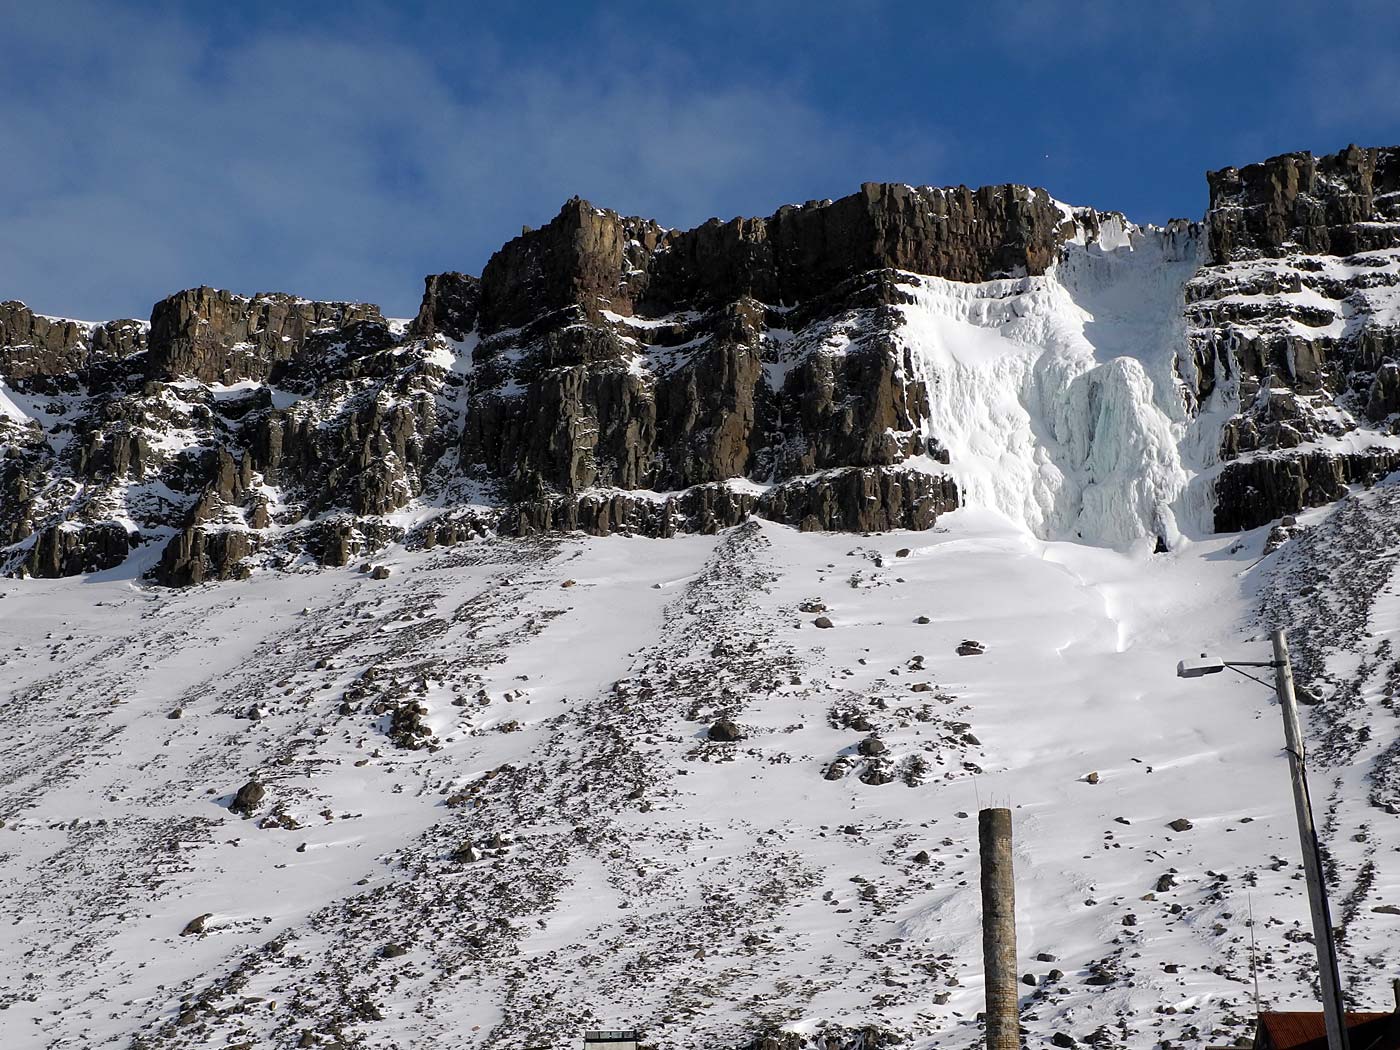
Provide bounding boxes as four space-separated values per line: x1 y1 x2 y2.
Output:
7 148 1400 1050
3 499 1398 1050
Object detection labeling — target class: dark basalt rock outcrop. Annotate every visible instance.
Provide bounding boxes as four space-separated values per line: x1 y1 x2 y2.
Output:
651 181 1084 307
454 182 1093 521
0 300 146 386
1207 145 1400 264
409 271 480 341
155 525 256 587
13 148 1400 583
22 521 136 578
1213 450 1400 532
478 183 1081 332
463 288 930 502
501 466 957 538
1193 144 1400 529
146 287 384 383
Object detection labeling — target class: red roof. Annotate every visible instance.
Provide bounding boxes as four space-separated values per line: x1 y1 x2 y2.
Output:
1257 1012 1400 1050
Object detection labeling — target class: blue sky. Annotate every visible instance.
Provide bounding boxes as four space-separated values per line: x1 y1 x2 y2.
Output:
5 0 1400 320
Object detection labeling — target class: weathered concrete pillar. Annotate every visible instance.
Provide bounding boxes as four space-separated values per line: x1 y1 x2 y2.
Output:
979 807 1019 1050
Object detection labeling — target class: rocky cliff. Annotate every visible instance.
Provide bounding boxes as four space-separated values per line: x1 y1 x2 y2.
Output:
5 147 1400 583
1189 145 1400 529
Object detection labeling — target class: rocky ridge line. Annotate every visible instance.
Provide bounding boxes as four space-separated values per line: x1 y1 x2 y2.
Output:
6 148 1400 582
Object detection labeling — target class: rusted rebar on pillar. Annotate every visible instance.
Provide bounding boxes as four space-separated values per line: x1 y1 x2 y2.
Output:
979 807 1019 1050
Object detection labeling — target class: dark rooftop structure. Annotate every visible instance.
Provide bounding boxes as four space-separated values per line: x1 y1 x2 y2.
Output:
583 1032 640 1050
1255 985 1400 1050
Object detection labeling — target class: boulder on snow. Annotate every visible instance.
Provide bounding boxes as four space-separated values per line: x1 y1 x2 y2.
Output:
812 615 834 629
956 639 986 656
707 718 744 742
1167 818 1194 832
229 779 266 817
180 913 213 936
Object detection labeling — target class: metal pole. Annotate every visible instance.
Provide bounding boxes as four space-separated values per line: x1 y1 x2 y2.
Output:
978 807 1019 1050
1272 628 1350 1050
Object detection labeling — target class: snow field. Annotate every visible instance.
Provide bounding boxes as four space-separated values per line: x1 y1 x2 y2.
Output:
2 503 1395 1049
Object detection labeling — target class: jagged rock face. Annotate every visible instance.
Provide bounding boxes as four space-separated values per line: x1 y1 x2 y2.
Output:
1 287 454 584
155 525 255 587
0 300 146 386
455 182 1086 532
1191 144 1400 530
463 282 933 501
649 181 1083 308
462 195 980 505
477 183 1079 334
409 272 480 342
14 149 1400 583
479 200 667 331
22 521 135 578
1206 145 1400 263
1213 449 1400 532
502 467 956 538
146 287 385 383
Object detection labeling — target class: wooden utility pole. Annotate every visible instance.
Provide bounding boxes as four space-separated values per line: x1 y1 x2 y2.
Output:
979 807 1019 1050
1272 628 1350 1050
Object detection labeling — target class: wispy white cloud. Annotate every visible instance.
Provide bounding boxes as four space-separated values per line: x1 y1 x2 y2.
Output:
6 0 1399 322
0 3 945 319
